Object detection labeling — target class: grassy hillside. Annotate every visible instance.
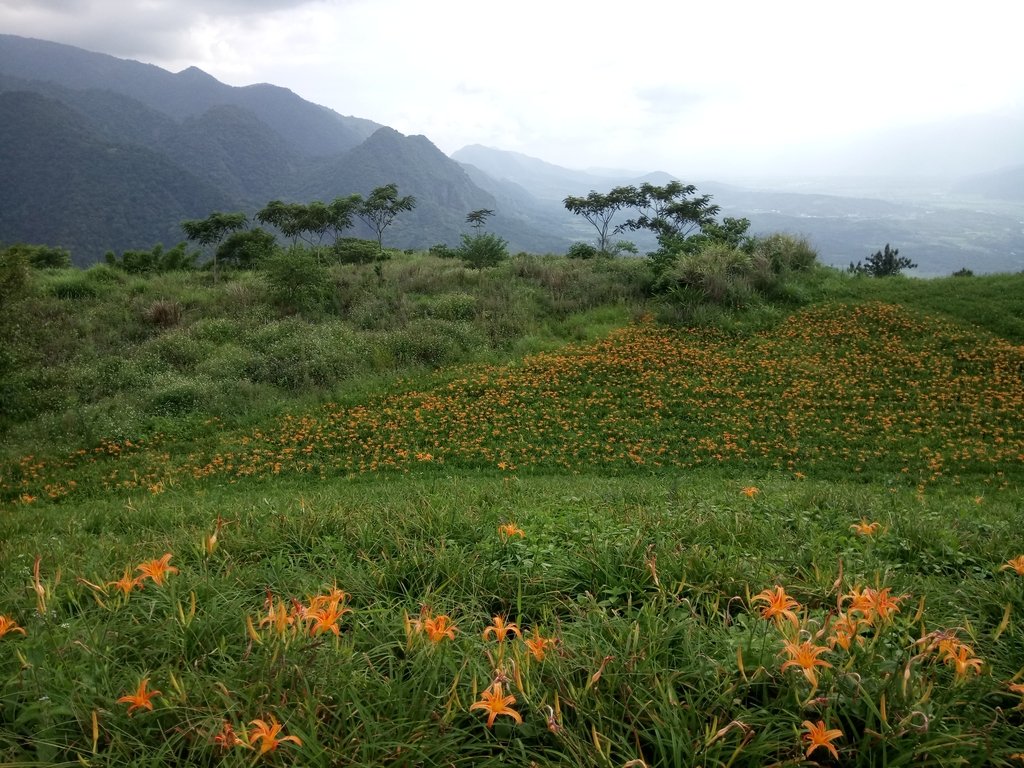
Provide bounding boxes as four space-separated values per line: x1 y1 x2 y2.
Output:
1 253 1023 765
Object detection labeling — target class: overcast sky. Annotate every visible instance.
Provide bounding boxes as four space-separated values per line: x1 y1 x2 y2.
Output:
2 0 1023 178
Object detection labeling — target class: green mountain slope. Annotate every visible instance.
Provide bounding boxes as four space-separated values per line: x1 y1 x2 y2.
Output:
0 91 229 262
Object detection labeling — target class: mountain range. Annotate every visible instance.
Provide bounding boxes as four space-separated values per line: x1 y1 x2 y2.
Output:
1 34 1022 274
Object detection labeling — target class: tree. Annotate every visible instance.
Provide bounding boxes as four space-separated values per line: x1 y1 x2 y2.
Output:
357 184 416 252
618 181 721 249
562 187 634 253
466 209 495 230
848 244 916 277
216 228 278 269
181 211 247 282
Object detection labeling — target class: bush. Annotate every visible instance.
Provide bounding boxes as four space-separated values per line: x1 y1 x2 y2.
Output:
262 246 331 316
849 244 916 277
428 243 457 259
216 228 277 269
567 242 600 260
0 248 31 305
332 238 382 265
2 243 72 269
105 242 197 274
752 233 818 273
666 244 755 306
48 273 99 300
248 320 365 390
458 232 508 270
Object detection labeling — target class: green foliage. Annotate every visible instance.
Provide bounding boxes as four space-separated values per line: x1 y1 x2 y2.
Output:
215 227 277 269
357 184 417 251
750 233 819 272
0 247 32 305
567 242 600 260
262 246 331 316
331 237 383 265
428 243 457 259
849 243 917 277
465 208 495 230
952 267 974 277
104 242 198 274
457 232 509 270
562 186 635 252
2 243 72 269
619 181 722 246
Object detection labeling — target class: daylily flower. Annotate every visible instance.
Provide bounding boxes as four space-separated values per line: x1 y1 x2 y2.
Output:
524 630 556 661
0 615 27 638
422 613 457 643
307 600 351 637
483 615 522 642
828 612 863 651
212 719 249 750
498 522 525 540
781 640 832 687
1001 555 1024 575
470 682 523 728
108 568 143 595
135 553 179 586
117 677 161 715
248 715 302 754
943 643 983 679
258 595 295 636
850 518 881 536
741 486 759 498
802 719 842 760
869 587 906 623
752 585 800 628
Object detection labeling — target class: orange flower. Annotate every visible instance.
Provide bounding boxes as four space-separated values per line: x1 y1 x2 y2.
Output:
524 630 556 661
108 568 143 595
781 640 832 687
498 522 525 540
117 677 161 715
752 585 800 628
483 615 522 642
943 643 983 679
212 720 249 750
1001 556 1024 575
307 600 351 637
470 682 523 728
802 719 842 760
828 613 863 651
135 554 179 587
0 615 27 638
258 595 295 636
422 613 457 643
850 518 881 536
248 715 302 754
741 486 759 498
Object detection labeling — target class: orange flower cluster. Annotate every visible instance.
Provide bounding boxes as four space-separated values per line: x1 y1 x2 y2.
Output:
80 553 179 598
250 586 353 641
3 303 1021 502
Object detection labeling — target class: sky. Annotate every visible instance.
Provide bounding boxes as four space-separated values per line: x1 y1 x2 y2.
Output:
2 0 1023 178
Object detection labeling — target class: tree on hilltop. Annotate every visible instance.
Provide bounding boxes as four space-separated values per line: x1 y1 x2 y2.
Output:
849 244 916 277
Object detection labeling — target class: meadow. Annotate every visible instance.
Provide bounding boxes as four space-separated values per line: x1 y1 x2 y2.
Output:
1 251 1023 766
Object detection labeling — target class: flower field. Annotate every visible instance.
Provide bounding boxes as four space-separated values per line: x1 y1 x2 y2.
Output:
1 299 1023 765
4 301 1021 503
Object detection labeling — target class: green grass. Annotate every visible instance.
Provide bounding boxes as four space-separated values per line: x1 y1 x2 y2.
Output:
2 253 1024 765
1 475 1022 766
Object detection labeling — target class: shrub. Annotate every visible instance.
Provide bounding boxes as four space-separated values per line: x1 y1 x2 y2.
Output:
105 242 197 274
262 246 331 316
428 243 457 259
423 292 478 322
48 273 98 300
752 233 819 273
666 244 755 306
952 268 974 277
0 248 31 305
332 238 382 265
2 243 72 269
458 232 508 270
849 244 916 277
216 228 277 269
567 242 600 260
248 320 364 390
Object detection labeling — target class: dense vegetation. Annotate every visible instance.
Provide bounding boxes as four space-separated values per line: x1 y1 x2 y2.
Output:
1 232 1023 765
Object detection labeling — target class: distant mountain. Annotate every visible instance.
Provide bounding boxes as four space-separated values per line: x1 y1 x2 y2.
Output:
0 34 568 258
0 91 229 262
451 144 675 201
0 34 379 157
